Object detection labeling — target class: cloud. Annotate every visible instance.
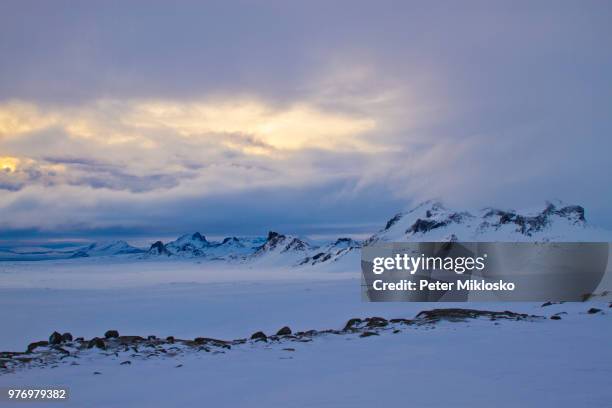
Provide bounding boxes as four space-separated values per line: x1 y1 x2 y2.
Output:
0 1 611 237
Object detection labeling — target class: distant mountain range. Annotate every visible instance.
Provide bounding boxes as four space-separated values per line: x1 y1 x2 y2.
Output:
1 201 608 264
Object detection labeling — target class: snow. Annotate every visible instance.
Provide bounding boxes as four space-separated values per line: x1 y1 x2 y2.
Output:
1 201 611 407
0 258 611 407
0 283 610 407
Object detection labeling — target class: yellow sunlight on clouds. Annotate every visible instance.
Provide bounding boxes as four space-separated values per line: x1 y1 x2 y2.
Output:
0 103 57 136
0 156 20 172
0 99 377 154
127 100 377 151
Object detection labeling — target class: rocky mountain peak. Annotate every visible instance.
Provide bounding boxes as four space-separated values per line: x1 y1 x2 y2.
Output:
148 241 170 256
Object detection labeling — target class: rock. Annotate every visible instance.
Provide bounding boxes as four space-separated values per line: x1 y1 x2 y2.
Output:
250 331 267 341
93 371 101 375
276 326 292 336
87 337 106 350
407 219 448 234
193 337 231 349
118 335 144 344
120 360 131 365
75 337 84 342
61 332 73 342
587 308 602 314
550 315 562 320
49 331 63 345
148 241 170 256
389 318 412 325
104 330 119 339
416 308 534 323
147 335 157 340
541 301 553 307
360 331 379 338
166 336 175 344
343 318 362 331
27 341 49 353
393 329 401 333
282 348 295 352
175 364 183 368
366 317 388 328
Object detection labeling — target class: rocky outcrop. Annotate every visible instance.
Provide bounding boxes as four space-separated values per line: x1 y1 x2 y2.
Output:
1 308 547 375
252 231 313 258
298 237 361 266
148 241 170 256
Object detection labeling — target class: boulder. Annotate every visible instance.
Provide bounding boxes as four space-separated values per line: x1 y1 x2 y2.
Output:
104 330 119 339
61 332 73 342
49 331 63 345
250 331 267 341
276 326 292 336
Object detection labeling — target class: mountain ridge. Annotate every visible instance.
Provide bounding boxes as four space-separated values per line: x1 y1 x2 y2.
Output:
1 201 608 263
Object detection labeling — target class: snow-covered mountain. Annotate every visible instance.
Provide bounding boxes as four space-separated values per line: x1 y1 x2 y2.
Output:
247 231 315 265
147 233 265 260
298 238 362 266
365 200 609 244
3 201 609 264
70 241 145 258
0 241 144 261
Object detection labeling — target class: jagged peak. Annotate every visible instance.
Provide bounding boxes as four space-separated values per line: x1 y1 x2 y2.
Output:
148 241 169 255
175 232 207 243
266 231 285 241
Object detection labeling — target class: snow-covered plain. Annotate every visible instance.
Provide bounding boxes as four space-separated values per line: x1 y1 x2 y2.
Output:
0 257 611 407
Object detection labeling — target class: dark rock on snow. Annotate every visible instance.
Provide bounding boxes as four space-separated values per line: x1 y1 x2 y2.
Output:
343 318 362 331
250 331 267 341
87 337 106 350
104 330 119 339
366 317 388 328
27 341 48 353
49 332 63 345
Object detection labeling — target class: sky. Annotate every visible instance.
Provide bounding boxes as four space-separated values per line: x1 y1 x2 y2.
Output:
1 1 611 242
